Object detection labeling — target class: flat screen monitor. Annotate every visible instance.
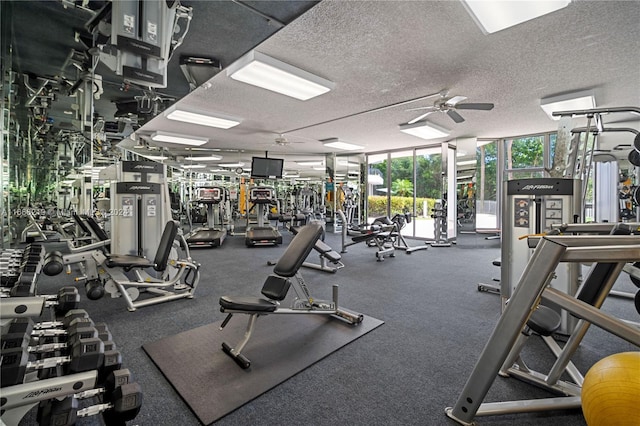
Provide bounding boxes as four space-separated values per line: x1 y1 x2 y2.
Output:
250 157 284 179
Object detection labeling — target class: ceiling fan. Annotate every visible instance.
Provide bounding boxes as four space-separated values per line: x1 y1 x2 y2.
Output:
405 90 494 124
263 134 306 149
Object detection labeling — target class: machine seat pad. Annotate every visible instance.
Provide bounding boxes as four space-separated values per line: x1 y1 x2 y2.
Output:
219 296 278 312
527 305 562 336
106 255 154 270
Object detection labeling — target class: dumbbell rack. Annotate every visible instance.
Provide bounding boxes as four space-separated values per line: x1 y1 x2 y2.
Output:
1 279 143 424
430 202 451 247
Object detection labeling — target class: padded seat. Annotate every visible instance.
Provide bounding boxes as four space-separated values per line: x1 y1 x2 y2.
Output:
105 255 155 270
219 296 278 312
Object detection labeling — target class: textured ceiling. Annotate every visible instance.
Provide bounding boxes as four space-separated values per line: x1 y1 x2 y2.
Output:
130 0 640 170
6 0 640 173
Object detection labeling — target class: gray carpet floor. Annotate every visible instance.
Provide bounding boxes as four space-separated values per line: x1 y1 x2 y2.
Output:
25 230 640 425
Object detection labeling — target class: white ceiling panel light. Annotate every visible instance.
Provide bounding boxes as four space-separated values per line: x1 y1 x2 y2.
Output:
182 164 207 169
184 155 223 161
297 160 324 166
457 160 477 166
399 121 450 140
540 89 596 120
218 162 245 168
142 155 169 161
151 131 208 146
226 50 335 101
164 106 241 129
322 138 364 151
461 0 572 35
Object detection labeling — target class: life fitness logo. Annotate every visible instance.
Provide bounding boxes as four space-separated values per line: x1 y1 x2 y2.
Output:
24 387 62 399
128 186 152 191
133 165 156 170
521 184 554 190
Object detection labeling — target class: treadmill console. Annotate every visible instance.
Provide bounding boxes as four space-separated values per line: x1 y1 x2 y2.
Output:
250 187 274 203
198 187 223 203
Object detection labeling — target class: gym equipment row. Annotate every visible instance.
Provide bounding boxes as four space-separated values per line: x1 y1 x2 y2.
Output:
445 233 640 424
11 212 201 313
1 297 143 425
218 224 363 369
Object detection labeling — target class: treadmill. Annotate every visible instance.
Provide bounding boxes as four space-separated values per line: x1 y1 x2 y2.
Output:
186 186 227 247
245 186 283 247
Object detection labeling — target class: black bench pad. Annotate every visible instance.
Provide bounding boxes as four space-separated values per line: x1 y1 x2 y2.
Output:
527 305 561 336
106 255 154 269
219 296 278 312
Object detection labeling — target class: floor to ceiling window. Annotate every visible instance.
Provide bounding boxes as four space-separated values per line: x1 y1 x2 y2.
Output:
414 146 442 239
476 140 499 230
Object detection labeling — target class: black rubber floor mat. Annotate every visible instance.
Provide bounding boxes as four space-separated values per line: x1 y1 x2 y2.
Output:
142 313 384 425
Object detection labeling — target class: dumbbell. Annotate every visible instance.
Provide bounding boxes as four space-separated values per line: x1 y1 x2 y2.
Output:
84 279 106 300
0 287 80 319
2 315 97 351
38 369 143 426
0 337 105 387
2 317 122 385
3 311 94 337
42 250 64 276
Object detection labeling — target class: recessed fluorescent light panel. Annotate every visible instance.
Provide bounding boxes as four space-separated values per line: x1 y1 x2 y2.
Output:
151 131 208 146
297 161 324 166
142 155 169 161
540 90 596 120
457 160 477 166
182 164 207 169
184 155 223 161
165 107 240 129
399 121 450 140
226 50 335 101
322 138 364 151
218 162 244 168
461 0 571 34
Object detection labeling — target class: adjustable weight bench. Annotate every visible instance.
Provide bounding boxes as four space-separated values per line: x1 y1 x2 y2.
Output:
219 223 363 369
269 225 344 273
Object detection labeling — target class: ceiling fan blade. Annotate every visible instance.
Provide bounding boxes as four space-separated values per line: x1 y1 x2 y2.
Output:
455 102 494 110
445 95 467 106
408 111 435 124
447 109 465 123
405 106 435 112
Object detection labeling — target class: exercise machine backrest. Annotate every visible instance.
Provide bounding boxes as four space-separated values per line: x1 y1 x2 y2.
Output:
575 223 632 306
84 217 110 242
153 221 179 272
72 213 92 236
273 224 323 277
